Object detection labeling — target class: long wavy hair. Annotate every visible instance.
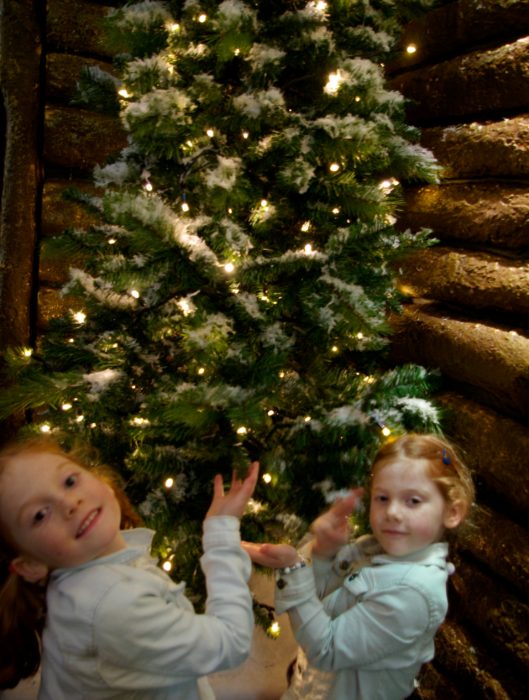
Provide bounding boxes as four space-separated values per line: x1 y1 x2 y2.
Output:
0 436 142 689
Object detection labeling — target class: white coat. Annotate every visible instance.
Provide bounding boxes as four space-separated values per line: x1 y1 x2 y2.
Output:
275 537 453 700
38 517 253 699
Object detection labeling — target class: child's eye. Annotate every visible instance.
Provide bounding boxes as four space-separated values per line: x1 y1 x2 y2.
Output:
33 507 49 524
407 497 422 506
65 474 78 488
374 494 387 502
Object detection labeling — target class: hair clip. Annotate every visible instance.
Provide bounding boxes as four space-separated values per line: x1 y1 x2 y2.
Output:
441 448 451 465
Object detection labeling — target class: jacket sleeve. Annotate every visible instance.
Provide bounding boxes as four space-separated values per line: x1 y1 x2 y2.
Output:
93 515 253 687
275 566 440 672
303 535 383 599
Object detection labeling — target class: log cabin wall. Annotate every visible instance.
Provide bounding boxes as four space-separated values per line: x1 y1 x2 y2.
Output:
389 1 529 697
0 0 528 697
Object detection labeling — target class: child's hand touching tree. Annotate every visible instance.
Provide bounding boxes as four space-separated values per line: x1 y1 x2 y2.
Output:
310 488 364 559
242 487 363 567
206 462 259 520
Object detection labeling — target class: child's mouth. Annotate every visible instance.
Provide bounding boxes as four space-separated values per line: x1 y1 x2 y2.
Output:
76 509 100 538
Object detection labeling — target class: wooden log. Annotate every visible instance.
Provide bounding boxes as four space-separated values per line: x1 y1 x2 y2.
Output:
44 105 127 171
436 391 529 522
40 180 103 286
449 558 529 673
410 661 465 700
390 302 529 419
0 0 41 349
432 620 514 700
420 116 529 179
47 0 126 58
455 505 529 598
399 183 529 250
397 247 529 314
41 179 100 239
391 38 529 124
389 0 529 72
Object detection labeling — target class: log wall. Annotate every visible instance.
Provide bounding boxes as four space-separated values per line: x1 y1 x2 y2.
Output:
0 0 528 697
389 1 529 697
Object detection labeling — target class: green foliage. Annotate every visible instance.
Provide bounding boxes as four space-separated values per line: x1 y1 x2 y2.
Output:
1 0 441 613
71 65 122 115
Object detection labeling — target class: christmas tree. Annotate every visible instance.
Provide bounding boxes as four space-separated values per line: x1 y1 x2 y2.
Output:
1 0 441 617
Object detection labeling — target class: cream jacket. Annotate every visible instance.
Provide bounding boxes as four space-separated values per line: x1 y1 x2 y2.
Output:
275 538 453 700
38 518 253 699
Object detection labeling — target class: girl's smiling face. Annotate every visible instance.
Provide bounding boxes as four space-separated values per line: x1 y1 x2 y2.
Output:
0 450 126 581
369 458 461 557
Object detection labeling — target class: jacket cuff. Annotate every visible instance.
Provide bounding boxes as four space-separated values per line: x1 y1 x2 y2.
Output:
274 564 316 615
202 515 241 550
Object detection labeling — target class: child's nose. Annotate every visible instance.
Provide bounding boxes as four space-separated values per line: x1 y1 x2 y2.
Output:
62 493 82 516
386 501 402 519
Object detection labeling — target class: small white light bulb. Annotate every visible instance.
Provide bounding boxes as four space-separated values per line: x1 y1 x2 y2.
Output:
73 311 86 324
325 70 342 95
179 300 191 316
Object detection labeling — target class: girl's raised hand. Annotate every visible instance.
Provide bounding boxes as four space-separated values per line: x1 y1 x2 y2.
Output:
311 488 364 559
206 461 259 520
241 541 299 569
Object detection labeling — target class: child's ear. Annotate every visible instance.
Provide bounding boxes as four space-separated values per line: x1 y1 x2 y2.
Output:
10 556 49 583
443 500 466 530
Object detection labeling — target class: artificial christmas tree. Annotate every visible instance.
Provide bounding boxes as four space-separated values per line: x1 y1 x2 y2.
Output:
0 0 441 617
